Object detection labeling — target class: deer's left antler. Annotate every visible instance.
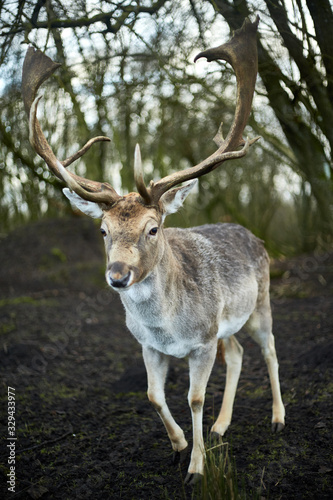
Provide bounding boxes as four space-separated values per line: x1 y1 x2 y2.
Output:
145 16 260 205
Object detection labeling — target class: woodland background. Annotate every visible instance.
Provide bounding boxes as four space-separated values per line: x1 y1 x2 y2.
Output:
0 0 332 255
1 3 333 499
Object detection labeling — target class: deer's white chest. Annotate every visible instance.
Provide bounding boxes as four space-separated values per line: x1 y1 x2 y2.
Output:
120 281 207 358
127 318 205 358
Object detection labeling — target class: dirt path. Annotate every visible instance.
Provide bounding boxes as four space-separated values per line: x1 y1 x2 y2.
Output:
1 217 332 499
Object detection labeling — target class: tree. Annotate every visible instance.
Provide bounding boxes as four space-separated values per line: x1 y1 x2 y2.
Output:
210 0 333 240
0 0 332 251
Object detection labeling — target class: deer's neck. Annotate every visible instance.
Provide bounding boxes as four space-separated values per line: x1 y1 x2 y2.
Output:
121 234 179 308
118 232 211 357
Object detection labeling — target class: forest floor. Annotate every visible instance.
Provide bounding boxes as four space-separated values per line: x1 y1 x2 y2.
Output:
0 217 332 500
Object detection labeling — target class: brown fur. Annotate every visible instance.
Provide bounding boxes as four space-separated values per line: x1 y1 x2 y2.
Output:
216 339 225 364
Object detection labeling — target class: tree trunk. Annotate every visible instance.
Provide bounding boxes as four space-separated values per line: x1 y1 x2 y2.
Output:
211 0 333 237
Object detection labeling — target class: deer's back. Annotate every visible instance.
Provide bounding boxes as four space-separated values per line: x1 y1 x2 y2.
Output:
165 223 270 339
165 222 269 287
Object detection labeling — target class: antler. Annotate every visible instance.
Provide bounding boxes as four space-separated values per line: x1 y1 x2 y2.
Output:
23 17 259 208
141 16 260 205
22 47 120 205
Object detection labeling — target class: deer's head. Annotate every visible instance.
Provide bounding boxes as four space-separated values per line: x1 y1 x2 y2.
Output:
22 17 259 291
62 168 197 289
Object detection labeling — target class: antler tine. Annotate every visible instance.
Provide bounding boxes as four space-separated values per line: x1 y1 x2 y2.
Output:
148 16 260 205
22 47 120 205
134 144 151 204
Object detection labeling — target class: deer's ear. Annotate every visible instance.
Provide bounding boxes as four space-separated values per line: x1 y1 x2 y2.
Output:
160 179 198 219
63 188 103 219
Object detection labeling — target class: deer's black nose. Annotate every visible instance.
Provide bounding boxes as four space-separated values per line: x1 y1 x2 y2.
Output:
107 262 131 288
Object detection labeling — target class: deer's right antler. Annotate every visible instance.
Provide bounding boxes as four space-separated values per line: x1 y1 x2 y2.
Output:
22 47 120 205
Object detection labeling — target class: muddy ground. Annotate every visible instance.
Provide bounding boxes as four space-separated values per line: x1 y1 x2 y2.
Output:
0 217 332 499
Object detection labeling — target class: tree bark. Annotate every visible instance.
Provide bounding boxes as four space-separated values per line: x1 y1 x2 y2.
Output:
306 0 333 103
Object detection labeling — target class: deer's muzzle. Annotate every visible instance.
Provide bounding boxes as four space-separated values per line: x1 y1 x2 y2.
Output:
107 262 132 289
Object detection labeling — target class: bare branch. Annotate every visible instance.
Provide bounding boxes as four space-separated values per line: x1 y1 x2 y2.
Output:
1 0 168 37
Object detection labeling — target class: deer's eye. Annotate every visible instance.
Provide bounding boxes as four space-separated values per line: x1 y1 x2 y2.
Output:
149 227 158 236
100 228 107 237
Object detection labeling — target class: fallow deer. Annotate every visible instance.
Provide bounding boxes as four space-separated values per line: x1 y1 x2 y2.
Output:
22 17 285 484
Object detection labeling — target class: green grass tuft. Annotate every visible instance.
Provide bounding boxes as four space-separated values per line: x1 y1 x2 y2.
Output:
194 440 263 500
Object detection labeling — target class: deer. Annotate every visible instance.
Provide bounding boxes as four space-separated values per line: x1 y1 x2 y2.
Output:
22 16 285 484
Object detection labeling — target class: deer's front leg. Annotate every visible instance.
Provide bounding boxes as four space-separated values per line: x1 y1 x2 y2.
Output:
186 341 217 484
142 346 188 457
211 335 243 436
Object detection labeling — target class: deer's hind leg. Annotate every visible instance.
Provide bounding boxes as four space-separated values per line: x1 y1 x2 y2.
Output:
246 292 285 432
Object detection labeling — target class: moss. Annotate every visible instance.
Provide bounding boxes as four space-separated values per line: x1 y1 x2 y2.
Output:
281 387 298 405
249 449 266 462
0 296 37 307
317 382 333 402
243 385 268 399
40 444 61 455
39 386 81 401
0 321 16 334
39 247 67 270
114 391 147 400
0 295 58 308
270 268 286 279
51 247 67 262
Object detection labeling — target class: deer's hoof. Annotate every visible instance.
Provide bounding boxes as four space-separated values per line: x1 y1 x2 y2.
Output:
210 421 229 436
272 422 285 433
184 472 203 486
210 431 223 442
172 446 188 465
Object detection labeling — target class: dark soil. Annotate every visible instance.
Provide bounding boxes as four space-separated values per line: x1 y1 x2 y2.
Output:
0 217 332 499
